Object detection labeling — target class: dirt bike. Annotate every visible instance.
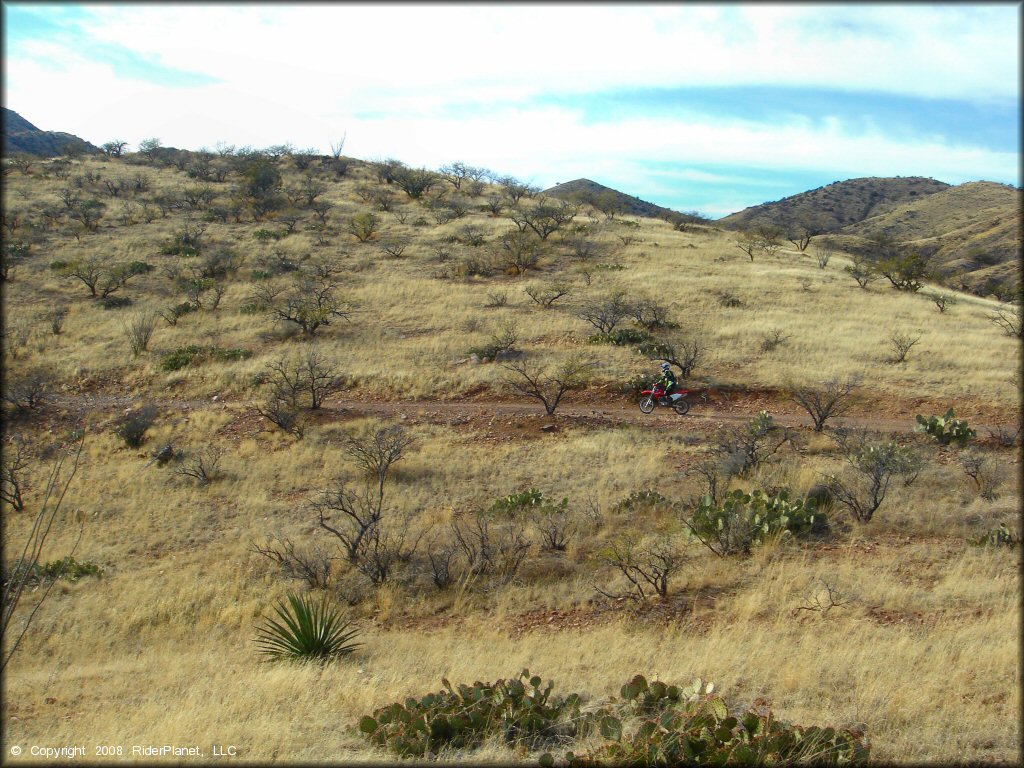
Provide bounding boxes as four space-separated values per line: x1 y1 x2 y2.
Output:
639 383 695 416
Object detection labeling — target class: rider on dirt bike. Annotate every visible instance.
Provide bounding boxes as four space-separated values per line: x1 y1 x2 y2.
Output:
655 363 677 400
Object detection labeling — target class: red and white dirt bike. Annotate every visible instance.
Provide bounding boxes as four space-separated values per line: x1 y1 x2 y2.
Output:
639 383 694 416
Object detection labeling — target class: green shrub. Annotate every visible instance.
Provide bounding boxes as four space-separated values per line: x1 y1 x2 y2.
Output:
968 524 1020 548
686 489 825 556
8 556 105 586
253 229 285 241
100 295 132 309
38 556 104 582
159 242 199 256
255 592 361 664
620 373 651 402
161 345 251 371
358 672 870 765
358 670 583 758
251 270 273 281
161 344 204 371
612 489 670 515
915 408 976 447
588 328 652 346
562 674 870 767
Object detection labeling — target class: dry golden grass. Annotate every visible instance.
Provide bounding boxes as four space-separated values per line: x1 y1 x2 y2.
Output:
2 153 1020 764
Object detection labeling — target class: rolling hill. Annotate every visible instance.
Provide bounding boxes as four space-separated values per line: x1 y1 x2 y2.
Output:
717 176 952 233
1 107 100 156
839 181 1020 289
543 178 705 226
718 176 1020 295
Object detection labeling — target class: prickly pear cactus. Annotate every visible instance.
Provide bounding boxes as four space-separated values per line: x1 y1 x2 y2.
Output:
915 408 976 447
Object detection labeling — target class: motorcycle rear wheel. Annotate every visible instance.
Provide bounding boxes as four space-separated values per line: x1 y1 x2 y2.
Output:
673 399 691 416
639 396 655 414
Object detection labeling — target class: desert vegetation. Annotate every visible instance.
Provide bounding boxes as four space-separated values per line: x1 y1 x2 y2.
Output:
1 143 1020 764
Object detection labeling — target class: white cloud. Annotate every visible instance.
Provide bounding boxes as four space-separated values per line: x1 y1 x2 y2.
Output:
4 3 1018 214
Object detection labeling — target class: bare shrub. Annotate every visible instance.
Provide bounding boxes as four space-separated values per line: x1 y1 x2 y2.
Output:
450 511 531 584
173 447 225 486
2 436 85 671
121 311 159 356
594 536 683 602
251 534 335 589
1 438 29 511
114 405 158 448
788 377 860 432
312 425 415 570
888 330 921 364
3 367 54 414
502 356 590 416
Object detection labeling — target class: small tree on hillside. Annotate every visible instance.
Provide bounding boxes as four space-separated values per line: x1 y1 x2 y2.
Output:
788 376 860 432
503 356 590 416
250 271 351 337
578 292 632 335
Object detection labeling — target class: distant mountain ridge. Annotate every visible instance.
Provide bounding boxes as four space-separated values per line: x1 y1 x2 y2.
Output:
2 107 100 156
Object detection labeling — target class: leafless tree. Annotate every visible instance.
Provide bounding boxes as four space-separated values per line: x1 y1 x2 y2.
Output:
533 506 576 552
846 252 881 289
3 367 53 414
256 398 306 440
312 425 415 564
788 377 860 432
508 198 578 240
578 292 631 335
262 346 342 410
628 296 671 331
594 536 683 602
928 293 956 313
524 281 571 308
825 433 922 523
502 356 590 416
497 176 535 206
988 303 1023 338
796 578 849 616
639 330 707 378
1 438 29 511
2 436 85 671
450 512 531 583
55 255 147 299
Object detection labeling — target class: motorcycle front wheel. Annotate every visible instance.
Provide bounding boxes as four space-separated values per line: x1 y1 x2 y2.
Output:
639 396 655 414
673 399 691 416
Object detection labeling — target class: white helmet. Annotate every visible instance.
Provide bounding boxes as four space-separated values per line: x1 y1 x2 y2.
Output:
660 363 671 372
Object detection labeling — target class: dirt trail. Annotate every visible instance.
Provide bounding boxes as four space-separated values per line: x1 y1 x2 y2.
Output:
50 390 1017 438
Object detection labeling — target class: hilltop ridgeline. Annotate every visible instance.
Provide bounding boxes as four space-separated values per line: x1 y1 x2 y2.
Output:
2 108 100 157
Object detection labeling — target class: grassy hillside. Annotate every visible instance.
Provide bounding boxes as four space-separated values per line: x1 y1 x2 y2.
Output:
1 149 1020 764
839 181 1021 293
717 176 951 233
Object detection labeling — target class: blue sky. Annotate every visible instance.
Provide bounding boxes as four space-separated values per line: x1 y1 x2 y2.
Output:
3 3 1019 217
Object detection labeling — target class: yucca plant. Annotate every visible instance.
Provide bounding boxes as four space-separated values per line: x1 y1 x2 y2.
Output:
255 592 361 663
